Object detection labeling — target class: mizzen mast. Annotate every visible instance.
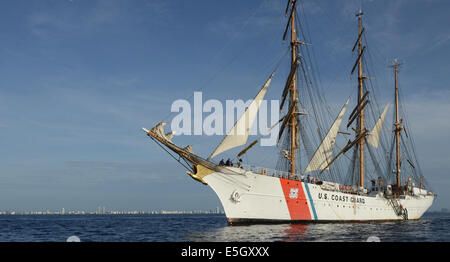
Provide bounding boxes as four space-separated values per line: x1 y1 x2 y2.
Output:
392 59 403 189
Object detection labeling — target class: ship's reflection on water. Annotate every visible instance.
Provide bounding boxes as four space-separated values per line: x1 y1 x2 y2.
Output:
186 219 439 242
283 224 308 241
186 223 349 242
158 212 450 242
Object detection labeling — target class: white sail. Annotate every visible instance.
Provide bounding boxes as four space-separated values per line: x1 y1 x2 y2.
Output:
367 103 389 148
304 99 350 173
208 74 274 159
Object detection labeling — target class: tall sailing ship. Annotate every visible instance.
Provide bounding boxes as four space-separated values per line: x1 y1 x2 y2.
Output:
143 1 435 224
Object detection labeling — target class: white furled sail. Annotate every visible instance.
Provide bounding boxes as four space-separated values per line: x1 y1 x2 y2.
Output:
367 103 389 148
304 98 350 173
208 73 274 160
153 122 167 138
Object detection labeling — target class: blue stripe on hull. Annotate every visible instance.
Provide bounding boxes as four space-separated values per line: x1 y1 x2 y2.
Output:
304 183 318 220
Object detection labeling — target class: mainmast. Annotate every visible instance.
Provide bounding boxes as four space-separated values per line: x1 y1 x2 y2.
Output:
392 59 402 188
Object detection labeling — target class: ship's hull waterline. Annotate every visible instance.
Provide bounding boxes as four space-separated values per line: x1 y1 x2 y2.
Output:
203 167 434 225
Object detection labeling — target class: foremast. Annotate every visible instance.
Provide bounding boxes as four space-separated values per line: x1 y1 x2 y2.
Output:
283 0 304 175
288 1 298 175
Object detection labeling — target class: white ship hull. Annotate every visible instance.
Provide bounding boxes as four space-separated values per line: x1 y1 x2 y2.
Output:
203 167 435 224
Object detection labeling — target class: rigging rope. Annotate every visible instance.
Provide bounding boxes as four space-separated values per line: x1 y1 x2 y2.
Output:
147 136 192 172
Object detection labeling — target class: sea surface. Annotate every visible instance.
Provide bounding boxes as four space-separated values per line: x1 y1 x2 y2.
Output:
0 212 449 242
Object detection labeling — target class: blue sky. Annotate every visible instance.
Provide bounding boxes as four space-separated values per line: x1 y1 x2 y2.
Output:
0 0 449 212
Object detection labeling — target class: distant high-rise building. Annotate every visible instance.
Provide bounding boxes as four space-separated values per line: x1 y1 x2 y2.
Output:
62 208 65 215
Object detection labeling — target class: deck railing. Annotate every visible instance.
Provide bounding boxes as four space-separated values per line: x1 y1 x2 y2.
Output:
240 164 319 182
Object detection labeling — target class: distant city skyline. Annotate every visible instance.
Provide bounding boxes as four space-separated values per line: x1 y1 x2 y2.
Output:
0 206 224 215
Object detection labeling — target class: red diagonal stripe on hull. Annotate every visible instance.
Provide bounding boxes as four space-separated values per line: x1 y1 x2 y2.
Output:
280 179 312 220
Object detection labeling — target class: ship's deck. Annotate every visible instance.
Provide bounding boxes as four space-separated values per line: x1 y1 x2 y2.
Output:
223 164 434 198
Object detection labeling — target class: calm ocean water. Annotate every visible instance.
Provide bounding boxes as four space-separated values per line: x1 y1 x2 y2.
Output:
0 212 449 242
